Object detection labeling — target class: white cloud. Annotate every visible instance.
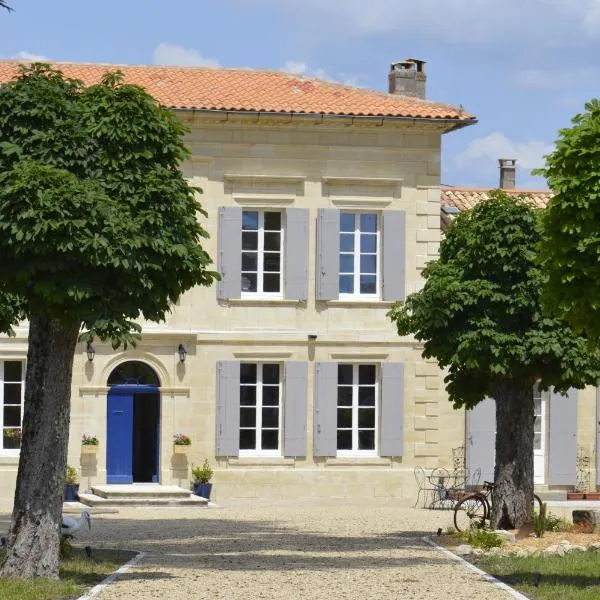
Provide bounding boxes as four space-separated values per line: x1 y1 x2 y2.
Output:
13 51 48 61
152 43 221 67
515 66 599 90
281 60 361 86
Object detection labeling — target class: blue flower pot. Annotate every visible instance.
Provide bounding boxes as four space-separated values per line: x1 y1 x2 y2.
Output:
193 482 212 500
63 483 80 502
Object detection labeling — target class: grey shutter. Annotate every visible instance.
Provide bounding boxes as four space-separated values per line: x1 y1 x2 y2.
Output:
466 397 496 483
313 362 337 456
215 361 240 457
283 362 308 457
284 208 309 301
382 210 406 301
379 363 404 457
316 209 339 301
217 207 242 300
548 388 578 485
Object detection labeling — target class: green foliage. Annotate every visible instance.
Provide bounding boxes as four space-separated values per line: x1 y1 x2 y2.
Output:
455 525 503 549
191 459 214 484
64 466 78 485
536 99 600 339
533 502 548 538
388 190 600 409
59 537 73 560
544 512 572 533
0 64 217 346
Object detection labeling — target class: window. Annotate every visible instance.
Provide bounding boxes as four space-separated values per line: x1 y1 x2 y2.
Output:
239 363 281 455
1 361 24 451
241 211 283 296
337 364 377 455
339 212 379 297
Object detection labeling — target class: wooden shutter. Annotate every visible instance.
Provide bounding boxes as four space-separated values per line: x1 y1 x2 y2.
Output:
313 362 337 456
215 361 240 457
379 363 404 457
283 362 308 457
548 388 578 485
284 208 309 301
382 210 406 301
466 397 496 483
217 207 242 300
316 209 339 301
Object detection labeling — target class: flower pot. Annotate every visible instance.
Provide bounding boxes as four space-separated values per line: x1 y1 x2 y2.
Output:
173 444 191 454
193 482 212 500
63 483 80 502
584 492 600 500
81 444 98 454
567 492 585 500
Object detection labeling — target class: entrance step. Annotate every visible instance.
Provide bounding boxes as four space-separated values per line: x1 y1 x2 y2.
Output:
536 490 567 502
78 484 208 507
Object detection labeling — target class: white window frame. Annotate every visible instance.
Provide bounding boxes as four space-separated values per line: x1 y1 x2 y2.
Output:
336 363 378 457
533 385 547 484
0 359 25 455
339 211 380 300
239 362 282 457
241 210 284 299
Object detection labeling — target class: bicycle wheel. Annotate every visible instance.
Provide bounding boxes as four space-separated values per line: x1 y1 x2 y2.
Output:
453 494 487 532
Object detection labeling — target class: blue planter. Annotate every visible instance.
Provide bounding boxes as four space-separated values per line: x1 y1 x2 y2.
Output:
193 482 212 500
63 483 80 502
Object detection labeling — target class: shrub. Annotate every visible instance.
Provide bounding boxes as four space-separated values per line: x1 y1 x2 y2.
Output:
173 433 191 446
533 502 548 538
65 465 79 485
191 459 213 484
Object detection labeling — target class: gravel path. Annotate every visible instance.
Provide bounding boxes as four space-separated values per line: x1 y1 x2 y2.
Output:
2 500 514 599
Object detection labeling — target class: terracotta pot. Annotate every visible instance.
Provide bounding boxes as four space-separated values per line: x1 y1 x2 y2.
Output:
173 444 191 454
81 444 98 454
567 492 585 500
584 492 600 500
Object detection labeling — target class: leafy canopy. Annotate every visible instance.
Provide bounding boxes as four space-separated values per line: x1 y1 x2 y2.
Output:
535 99 600 338
388 190 600 409
0 64 217 344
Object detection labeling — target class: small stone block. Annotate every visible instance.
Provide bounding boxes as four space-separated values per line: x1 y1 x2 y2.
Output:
572 510 600 525
492 530 516 543
456 544 473 556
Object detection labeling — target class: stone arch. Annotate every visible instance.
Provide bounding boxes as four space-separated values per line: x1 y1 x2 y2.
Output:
101 352 171 389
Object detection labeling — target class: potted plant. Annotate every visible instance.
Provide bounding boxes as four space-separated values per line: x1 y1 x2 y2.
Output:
81 434 99 454
173 433 191 453
3 428 21 450
191 459 214 500
63 465 79 502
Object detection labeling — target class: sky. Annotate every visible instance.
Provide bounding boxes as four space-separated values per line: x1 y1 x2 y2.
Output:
2 0 599 189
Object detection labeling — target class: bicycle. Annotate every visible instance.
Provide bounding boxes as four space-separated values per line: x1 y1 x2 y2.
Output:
453 480 542 532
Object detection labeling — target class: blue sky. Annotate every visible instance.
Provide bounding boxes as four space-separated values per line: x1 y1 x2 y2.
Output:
2 0 599 188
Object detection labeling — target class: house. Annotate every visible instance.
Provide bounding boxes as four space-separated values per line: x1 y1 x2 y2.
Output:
0 59 595 505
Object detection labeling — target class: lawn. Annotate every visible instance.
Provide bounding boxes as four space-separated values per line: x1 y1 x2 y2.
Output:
481 551 600 600
0 547 136 600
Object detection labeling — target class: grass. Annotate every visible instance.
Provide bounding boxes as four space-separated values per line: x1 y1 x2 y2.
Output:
481 551 600 600
0 547 136 600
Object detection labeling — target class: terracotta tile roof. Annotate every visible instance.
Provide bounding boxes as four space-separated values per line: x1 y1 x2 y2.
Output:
0 61 476 123
441 186 552 211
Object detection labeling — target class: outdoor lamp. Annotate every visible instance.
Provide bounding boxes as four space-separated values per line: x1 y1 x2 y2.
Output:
86 342 96 362
178 344 187 363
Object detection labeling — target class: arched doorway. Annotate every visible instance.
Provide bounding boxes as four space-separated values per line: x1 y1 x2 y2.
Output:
107 361 160 484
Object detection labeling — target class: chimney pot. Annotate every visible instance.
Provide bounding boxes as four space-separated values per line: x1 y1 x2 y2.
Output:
499 158 517 190
388 58 426 99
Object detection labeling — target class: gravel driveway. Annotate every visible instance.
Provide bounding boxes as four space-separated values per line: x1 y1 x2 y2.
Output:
1 500 514 599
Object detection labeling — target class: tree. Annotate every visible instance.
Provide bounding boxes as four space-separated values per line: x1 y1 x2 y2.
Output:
0 64 217 579
536 99 600 338
0 2 13 11
388 191 600 529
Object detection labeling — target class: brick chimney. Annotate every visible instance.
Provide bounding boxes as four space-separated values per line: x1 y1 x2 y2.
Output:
499 159 516 189
388 59 426 99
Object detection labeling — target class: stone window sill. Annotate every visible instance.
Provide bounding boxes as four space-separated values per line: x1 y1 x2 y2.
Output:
325 457 392 467
227 457 296 467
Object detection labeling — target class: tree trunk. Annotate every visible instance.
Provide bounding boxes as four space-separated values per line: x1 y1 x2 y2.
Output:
0 314 80 579
489 379 535 530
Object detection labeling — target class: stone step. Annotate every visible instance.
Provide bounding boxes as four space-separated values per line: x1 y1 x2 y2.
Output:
78 492 208 507
536 490 568 502
91 484 191 500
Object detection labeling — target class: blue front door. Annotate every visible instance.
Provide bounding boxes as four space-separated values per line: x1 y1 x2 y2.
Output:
107 391 134 483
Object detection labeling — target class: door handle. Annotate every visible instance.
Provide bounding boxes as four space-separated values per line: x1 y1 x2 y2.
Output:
113 410 124 415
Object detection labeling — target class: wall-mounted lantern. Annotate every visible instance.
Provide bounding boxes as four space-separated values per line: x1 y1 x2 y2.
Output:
86 341 96 362
178 344 187 363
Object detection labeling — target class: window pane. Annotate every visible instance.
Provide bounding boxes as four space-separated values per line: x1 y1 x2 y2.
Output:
340 234 354 252
262 430 279 450
534 397 541 413
359 365 376 385
240 407 256 427
240 429 256 450
4 362 22 382
241 273 257 292
337 430 352 450
359 408 375 428
263 364 279 384
337 386 352 406
242 211 259 230
360 254 377 274
358 430 375 450
359 275 376 294
240 386 257 406
240 364 257 384
339 254 354 274
340 213 355 232
360 234 376 253
3 430 20 450
4 406 20 427
264 253 280 272
360 213 377 233
4 385 21 405
242 252 258 271
358 387 375 407
264 232 281 251
242 231 258 250
264 212 281 231
262 407 279 428
534 433 541 450
263 274 280 293
337 408 352 428
534 416 541 432
339 275 353 294
338 364 353 385
263 386 279 406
